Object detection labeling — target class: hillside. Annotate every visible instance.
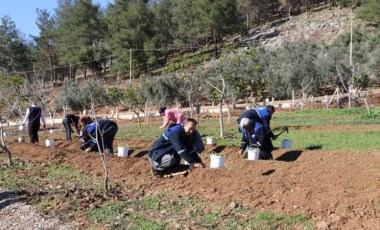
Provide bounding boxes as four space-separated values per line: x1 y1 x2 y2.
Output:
239 7 372 49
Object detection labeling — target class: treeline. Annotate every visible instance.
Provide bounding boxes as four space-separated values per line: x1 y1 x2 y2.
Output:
0 0 368 82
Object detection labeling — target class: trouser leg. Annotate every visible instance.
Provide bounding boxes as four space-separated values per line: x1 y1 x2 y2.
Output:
102 124 118 154
256 128 273 160
149 153 181 172
29 122 40 143
63 120 72 140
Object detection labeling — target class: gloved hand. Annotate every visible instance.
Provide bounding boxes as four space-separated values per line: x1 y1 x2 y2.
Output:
43 123 46 129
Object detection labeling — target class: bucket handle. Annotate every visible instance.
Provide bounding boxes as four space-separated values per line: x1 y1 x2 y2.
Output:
248 144 259 149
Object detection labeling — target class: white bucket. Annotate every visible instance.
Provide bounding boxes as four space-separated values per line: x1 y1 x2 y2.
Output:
282 139 292 149
2 132 6 137
247 147 260 160
49 129 54 134
46 139 54 147
206 137 216 145
19 125 24 131
18 137 25 143
210 155 225 168
117 146 129 157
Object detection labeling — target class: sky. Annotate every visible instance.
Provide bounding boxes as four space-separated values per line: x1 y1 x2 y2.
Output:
0 0 110 39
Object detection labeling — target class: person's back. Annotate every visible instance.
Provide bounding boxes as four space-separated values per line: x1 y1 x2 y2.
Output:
83 119 118 154
237 106 274 136
62 114 80 141
29 106 42 123
237 107 268 124
159 107 185 129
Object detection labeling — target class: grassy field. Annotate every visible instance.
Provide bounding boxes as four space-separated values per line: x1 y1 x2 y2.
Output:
118 107 380 152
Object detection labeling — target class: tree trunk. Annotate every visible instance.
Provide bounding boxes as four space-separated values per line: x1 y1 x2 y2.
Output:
0 126 12 166
218 100 224 138
213 28 218 58
225 99 231 123
137 113 142 133
115 106 119 122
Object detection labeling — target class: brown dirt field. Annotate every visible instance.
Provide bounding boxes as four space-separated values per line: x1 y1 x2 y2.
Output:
3 128 380 229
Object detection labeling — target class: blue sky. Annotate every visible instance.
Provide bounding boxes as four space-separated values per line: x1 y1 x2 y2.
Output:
0 0 110 39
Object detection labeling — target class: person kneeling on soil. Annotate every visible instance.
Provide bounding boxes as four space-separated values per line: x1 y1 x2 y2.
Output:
239 118 274 160
80 119 118 154
62 114 80 141
159 107 185 129
148 118 205 178
237 105 275 139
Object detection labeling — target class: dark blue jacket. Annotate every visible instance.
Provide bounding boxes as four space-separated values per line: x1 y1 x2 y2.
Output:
237 107 274 138
240 122 263 150
149 125 203 164
83 119 118 152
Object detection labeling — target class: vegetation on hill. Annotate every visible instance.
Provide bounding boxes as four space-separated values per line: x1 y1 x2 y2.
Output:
1 0 380 117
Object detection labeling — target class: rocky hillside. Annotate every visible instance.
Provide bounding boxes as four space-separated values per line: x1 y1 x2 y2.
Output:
240 7 372 49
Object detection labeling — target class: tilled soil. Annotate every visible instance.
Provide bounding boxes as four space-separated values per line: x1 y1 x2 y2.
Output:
4 131 380 229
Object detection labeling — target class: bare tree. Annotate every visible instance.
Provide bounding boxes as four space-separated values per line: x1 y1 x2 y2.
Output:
0 123 13 166
205 73 226 138
88 90 110 192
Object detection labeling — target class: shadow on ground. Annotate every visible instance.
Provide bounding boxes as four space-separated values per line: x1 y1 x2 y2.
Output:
261 169 276 176
305 145 323 150
134 150 148 158
0 191 27 210
211 145 226 153
276 150 303 162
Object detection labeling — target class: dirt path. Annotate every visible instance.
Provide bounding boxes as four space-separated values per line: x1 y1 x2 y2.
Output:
0 188 78 230
3 130 380 229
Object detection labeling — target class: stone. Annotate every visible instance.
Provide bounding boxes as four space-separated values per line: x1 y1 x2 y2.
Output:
316 221 329 229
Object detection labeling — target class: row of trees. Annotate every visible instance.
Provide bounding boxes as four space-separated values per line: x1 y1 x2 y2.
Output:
2 0 376 83
1 23 379 117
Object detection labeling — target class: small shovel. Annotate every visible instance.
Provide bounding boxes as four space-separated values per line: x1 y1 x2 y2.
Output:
163 170 190 178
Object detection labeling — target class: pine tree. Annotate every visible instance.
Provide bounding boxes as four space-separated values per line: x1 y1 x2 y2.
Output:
356 0 380 25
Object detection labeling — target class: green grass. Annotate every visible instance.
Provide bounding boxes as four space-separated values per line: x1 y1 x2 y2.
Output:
128 215 166 230
251 211 314 229
44 163 85 181
88 200 131 226
0 159 40 191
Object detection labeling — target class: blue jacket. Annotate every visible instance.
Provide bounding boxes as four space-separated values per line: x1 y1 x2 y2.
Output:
83 119 118 152
240 122 263 150
237 107 274 138
149 125 204 164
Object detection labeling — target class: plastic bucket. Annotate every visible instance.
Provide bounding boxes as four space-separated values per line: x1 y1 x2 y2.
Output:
210 155 225 168
117 146 129 157
49 129 54 134
282 139 292 149
18 137 25 143
19 125 24 131
46 139 54 147
206 137 216 145
247 147 260 160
